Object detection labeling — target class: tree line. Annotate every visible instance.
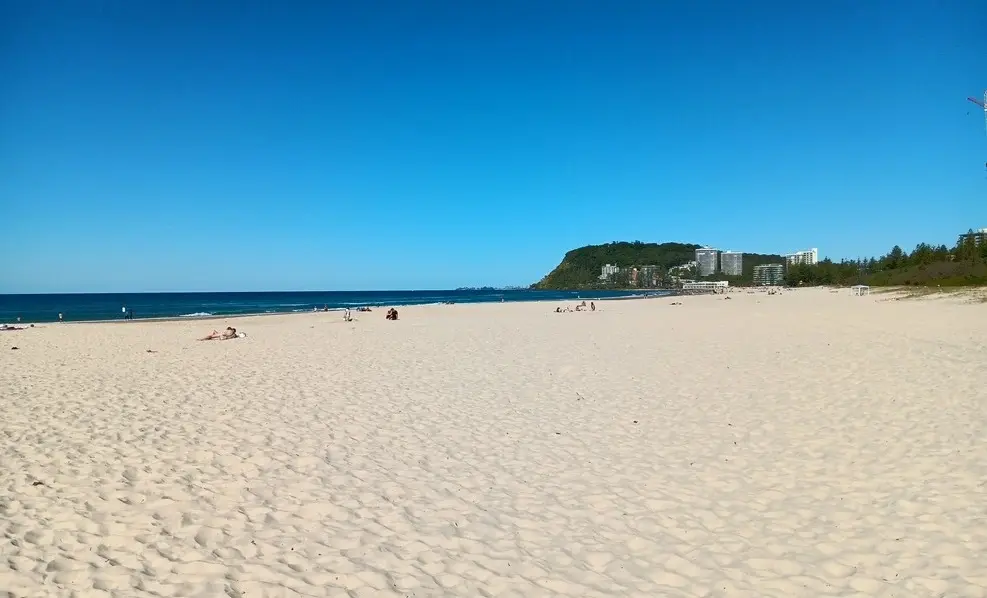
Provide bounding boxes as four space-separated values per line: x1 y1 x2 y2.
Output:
534 234 987 290
785 232 987 287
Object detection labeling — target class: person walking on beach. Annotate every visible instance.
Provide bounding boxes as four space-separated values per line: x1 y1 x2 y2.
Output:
58 313 63 322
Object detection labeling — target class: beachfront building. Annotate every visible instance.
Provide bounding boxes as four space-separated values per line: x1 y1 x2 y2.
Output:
682 280 728 293
958 228 987 247
786 248 819 267
695 248 719 276
599 263 621 282
623 265 660 287
669 260 697 277
636 265 659 287
720 251 743 276
753 263 785 286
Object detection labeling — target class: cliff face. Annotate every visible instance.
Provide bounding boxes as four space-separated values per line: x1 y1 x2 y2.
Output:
533 242 700 289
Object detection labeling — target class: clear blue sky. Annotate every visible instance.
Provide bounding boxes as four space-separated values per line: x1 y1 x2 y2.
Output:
1 1 984 293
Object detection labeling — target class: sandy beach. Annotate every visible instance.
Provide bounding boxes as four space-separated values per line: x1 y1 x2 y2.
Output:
2 288 986 598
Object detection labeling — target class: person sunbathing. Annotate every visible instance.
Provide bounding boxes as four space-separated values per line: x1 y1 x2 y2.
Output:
199 327 241 341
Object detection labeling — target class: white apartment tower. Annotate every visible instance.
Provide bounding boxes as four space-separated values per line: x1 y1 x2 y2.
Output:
786 248 819 267
695 248 719 276
720 251 743 276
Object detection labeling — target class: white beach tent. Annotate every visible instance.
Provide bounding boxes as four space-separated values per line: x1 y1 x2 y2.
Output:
850 285 870 296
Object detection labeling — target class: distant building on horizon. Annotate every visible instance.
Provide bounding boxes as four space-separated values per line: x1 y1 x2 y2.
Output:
720 251 743 276
958 228 987 247
786 248 819 267
753 264 785 286
695 248 719 276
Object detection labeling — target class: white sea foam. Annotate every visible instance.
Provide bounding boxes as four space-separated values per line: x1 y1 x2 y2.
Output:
178 312 212 318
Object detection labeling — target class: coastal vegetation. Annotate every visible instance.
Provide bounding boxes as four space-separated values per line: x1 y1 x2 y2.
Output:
532 241 785 289
534 232 987 289
786 236 987 287
533 242 696 289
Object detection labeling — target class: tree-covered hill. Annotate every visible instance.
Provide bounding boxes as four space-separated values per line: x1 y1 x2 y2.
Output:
533 241 787 289
533 242 699 289
533 232 987 290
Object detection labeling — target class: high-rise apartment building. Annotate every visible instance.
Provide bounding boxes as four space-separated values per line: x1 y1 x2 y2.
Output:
753 264 785 286
786 248 819 266
720 251 743 276
695 248 719 276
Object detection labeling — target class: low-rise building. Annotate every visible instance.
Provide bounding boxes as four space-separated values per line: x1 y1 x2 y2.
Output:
599 263 620 281
637 265 659 287
681 280 728 293
753 263 785 286
958 228 987 247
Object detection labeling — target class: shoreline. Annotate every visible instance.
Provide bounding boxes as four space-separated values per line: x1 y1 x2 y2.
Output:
14 291 675 326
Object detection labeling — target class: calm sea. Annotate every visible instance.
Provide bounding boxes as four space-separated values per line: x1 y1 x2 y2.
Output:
0 290 662 323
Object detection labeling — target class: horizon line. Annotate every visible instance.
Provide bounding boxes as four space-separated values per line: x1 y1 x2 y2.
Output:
0 287 546 296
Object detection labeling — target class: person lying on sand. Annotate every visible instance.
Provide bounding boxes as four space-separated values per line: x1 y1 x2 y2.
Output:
199 327 242 341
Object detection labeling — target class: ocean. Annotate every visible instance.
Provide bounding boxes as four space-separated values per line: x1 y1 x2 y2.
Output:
0 289 664 323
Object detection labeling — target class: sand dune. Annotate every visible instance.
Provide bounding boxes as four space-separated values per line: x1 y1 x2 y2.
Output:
2 288 986 597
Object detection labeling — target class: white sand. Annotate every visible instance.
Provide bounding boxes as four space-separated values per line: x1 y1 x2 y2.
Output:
2 288 986 598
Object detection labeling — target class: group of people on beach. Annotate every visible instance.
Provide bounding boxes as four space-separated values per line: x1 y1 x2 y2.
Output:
197 305 400 340
555 301 595 313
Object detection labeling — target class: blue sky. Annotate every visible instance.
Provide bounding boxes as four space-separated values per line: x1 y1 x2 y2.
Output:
1 1 985 293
